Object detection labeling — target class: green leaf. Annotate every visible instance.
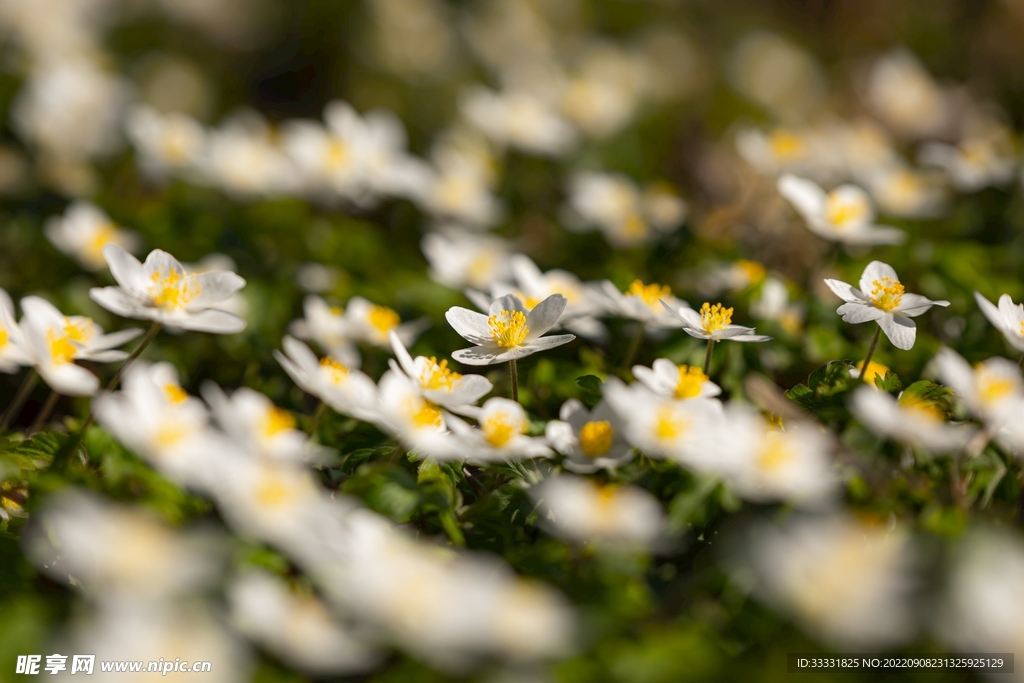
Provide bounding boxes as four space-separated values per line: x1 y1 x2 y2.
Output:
576 374 603 407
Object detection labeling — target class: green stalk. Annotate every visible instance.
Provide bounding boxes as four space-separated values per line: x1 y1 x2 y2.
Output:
0 369 38 434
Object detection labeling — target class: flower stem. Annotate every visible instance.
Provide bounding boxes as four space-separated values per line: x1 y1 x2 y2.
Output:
510 359 519 402
858 326 883 381
622 324 645 369
703 339 716 375
307 400 328 437
0 369 39 434
29 390 59 434
51 322 161 471
1018 353 1024 370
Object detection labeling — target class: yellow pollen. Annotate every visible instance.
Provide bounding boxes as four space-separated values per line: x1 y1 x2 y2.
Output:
594 484 619 514
700 302 733 334
329 305 343 316
869 277 904 312
579 420 614 457
0 326 7 348
467 254 495 286
411 401 443 429
163 383 188 404
510 291 539 310
46 329 76 365
367 305 400 335
977 366 1015 404
654 405 688 441
483 412 523 448
420 357 461 391
622 213 649 239
150 268 201 310
825 191 869 227
320 356 349 384
768 129 804 158
856 360 889 384
488 310 529 348
894 171 922 197
757 431 793 472
154 422 187 447
86 223 118 263
900 394 944 421
736 260 766 284
263 407 296 437
627 280 672 310
254 476 295 508
326 139 349 168
62 317 93 343
675 365 708 399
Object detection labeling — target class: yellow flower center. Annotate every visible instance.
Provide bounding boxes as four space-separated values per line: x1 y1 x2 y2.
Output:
579 420 614 457
627 280 672 310
163 383 188 404
756 431 793 472
483 411 524 448
511 291 540 310
736 259 766 284
768 129 804 158
263 407 296 437
488 310 529 348
654 405 688 441
367 305 400 335
467 253 495 286
824 190 869 227
254 475 296 509
869 277 904 312
856 360 889 384
320 356 349 384
420 357 461 391
675 365 708 399
325 139 349 169
621 213 649 239
700 302 733 334
900 394 943 421
86 223 118 264
154 421 187 447
62 317 93 344
977 367 1015 404
46 329 77 365
150 269 201 310
0 326 7 349
329 305 344 316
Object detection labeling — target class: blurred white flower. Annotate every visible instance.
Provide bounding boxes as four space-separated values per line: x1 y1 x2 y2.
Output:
850 385 973 452
200 111 297 198
421 229 513 291
728 32 825 118
274 336 378 423
735 126 821 178
461 86 577 157
931 347 1023 424
45 201 141 271
125 105 207 180
281 111 363 202
446 293 574 366
19 296 141 396
374 369 449 451
349 106 434 202
863 49 952 139
388 330 492 415
545 398 634 473
597 279 689 332
532 475 666 548
778 174 906 245
750 277 804 334
920 133 1018 192
665 301 771 343
445 397 552 462
0 289 30 373
228 570 379 675
744 515 917 648
344 296 426 350
975 291 1024 353
565 172 687 247
90 245 247 334
863 164 947 219
631 359 720 400
288 296 360 368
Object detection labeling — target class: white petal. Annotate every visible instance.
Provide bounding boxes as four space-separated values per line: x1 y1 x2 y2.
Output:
445 307 491 344
39 363 99 396
525 294 567 339
877 313 916 350
389 330 417 377
777 174 826 220
176 309 246 334
858 261 899 295
975 292 1006 332
488 293 528 316
895 293 948 317
186 271 246 310
89 287 150 320
522 334 575 353
103 244 148 296
451 345 504 366
837 302 885 324
823 278 866 303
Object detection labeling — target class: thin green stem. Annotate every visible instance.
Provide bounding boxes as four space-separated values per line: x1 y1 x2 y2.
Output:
1018 352 1024 370
858 326 883 381
51 321 161 471
0 369 38 434
703 339 716 376
510 359 519 402
622 324 645 369
307 400 328 436
29 390 59 434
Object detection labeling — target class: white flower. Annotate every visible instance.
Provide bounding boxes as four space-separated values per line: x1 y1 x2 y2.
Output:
602 378 723 469
545 399 633 473
0 289 29 373
346 105 433 202
734 126 820 177
199 111 297 198
228 570 379 675
288 296 360 367
44 201 141 271
596 279 689 331
418 158 504 230
717 406 838 507
201 383 329 464
824 261 948 350
744 515 917 648
388 330 491 415
975 291 1024 352
273 336 378 423
750 277 804 334
19 296 142 396
778 174 906 245
531 475 666 548
374 369 449 451
919 133 1017 192
460 86 578 157
664 300 772 343
864 49 951 140
632 359 721 400
850 385 973 452
125 105 206 179
564 172 686 247
421 229 513 291
863 164 947 219
445 397 552 462
90 244 247 333
344 296 426 350
446 293 574 366
280 112 362 202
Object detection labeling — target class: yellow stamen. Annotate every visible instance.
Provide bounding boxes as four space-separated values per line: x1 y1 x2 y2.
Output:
0 326 7 348
154 422 187 447
367 305 400 336
263 407 296 437
163 383 188 404
420 357 461 391
736 260 766 284
768 129 804 158
621 213 649 239
411 400 444 429
325 139 349 169
150 269 201 310
856 360 889 384
756 431 793 471
825 190 869 227
255 476 295 509
483 412 523 448
579 420 614 457
86 223 118 264
1 480 26 515
654 405 687 441
700 302 733 334
675 365 708 399
46 329 76 365
511 291 540 310
977 365 1015 404
320 356 349 384
488 310 529 348
869 277 904 312
900 394 943 421
329 305 344 316
627 280 672 311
